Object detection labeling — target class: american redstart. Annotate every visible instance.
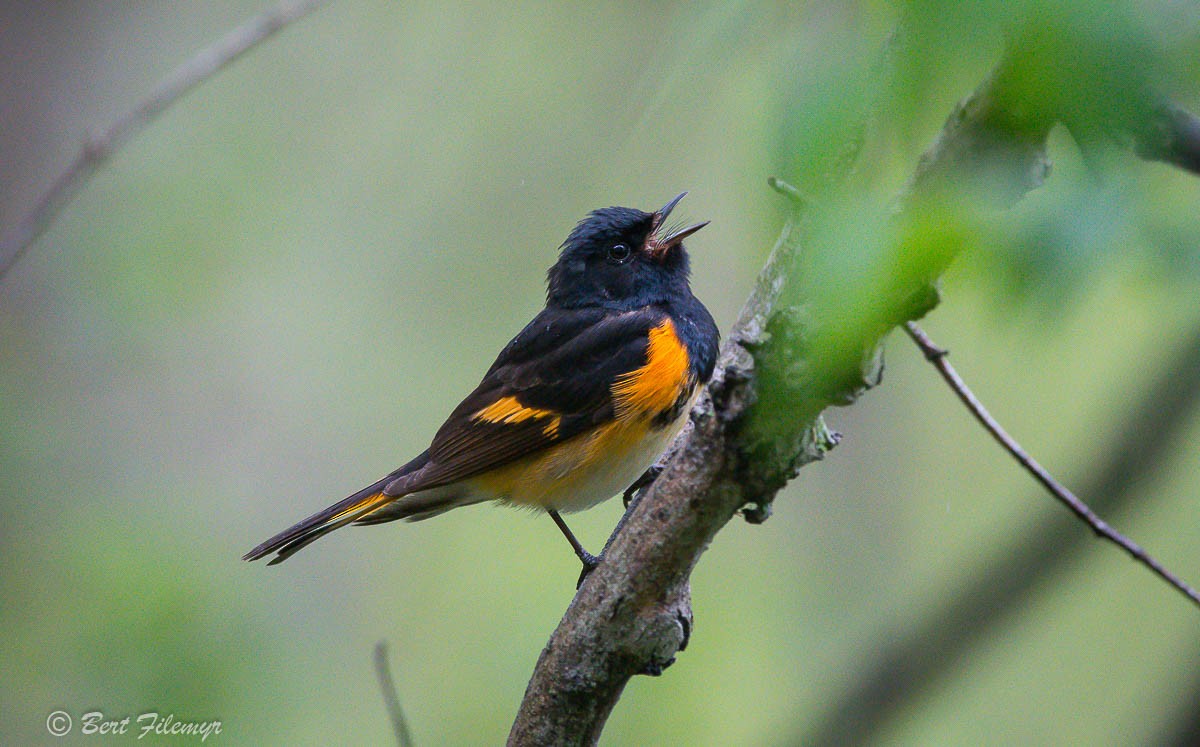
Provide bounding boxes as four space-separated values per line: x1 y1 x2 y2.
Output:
244 192 719 573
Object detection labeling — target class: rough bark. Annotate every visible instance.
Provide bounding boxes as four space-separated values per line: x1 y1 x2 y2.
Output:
508 61 1056 746
509 40 1200 747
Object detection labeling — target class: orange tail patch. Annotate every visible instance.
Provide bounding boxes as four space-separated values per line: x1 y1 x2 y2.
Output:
243 485 393 565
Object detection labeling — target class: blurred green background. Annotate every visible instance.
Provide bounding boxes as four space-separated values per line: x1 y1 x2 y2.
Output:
3 1 1200 744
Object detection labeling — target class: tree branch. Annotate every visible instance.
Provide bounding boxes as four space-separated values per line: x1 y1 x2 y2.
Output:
0 0 326 281
509 57 1054 747
508 216 809 745
509 39 1200 742
12 6 1198 741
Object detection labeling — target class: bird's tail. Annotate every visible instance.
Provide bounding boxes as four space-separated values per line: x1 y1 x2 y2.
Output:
243 477 395 565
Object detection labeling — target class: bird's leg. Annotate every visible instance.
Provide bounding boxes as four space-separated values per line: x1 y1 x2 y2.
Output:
622 464 663 509
548 510 599 587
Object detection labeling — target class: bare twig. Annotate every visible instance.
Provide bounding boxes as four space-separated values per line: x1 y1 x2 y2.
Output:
374 641 414 747
904 321 1200 609
804 320 1200 746
0 0 326 281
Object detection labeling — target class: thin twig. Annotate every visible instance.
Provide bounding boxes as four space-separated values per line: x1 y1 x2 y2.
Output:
805 318 1200 746
374 641 414 747
0 0 326 281
904 321 1200 610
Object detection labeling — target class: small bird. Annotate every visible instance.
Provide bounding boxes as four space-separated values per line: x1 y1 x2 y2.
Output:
243 192 719 572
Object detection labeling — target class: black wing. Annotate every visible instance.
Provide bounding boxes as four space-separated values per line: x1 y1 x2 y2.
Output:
400 305 665 491
243 305 664 564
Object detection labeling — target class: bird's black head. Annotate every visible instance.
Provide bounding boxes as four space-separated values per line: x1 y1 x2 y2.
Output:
547 192 709 310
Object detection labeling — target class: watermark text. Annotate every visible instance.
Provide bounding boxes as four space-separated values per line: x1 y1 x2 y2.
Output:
46 710 222 741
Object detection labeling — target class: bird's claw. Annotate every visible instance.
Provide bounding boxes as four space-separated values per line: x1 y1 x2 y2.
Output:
622 465 663 509
576 551 601 588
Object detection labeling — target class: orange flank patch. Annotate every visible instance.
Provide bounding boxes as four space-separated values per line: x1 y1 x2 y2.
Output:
466 319 695 512
473 395 562 438
612 319 690 420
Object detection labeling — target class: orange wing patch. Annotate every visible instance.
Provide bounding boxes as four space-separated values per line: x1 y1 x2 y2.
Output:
473 395 562 437
612 319 690 420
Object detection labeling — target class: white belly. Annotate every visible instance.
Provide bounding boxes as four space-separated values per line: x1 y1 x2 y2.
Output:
465 396 695 512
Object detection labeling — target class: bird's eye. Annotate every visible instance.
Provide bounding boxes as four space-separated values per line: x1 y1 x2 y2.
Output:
607 243 632 264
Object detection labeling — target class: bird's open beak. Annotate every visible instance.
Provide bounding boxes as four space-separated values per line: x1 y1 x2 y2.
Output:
649 191 709 260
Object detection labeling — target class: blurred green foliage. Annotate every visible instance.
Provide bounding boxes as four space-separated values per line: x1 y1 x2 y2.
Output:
2 1 1200 744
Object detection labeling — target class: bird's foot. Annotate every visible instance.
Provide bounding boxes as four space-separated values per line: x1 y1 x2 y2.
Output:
622 465 663 509
576 551 601 588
